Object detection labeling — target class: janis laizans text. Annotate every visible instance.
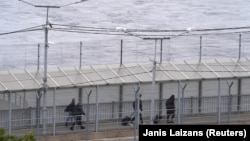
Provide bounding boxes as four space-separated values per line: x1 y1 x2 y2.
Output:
142 128 245 137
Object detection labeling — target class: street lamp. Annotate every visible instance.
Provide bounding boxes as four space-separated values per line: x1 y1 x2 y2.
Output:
19 0 88 135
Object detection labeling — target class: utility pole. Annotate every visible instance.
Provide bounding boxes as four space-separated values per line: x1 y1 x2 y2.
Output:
117 27 193 125
19 0 89 136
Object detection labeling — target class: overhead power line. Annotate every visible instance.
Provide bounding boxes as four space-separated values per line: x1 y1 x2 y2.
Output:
0 25 44 36
52 23 250 32
2 23 250 37
49 23 250 38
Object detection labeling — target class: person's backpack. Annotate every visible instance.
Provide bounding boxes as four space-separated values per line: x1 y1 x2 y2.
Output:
121 116 131 126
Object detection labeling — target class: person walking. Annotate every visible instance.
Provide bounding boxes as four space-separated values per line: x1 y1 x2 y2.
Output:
166 95 175 123
64 98 75 126
70 101 86 130
129 94 144 126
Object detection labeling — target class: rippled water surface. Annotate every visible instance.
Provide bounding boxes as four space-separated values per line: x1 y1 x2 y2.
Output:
1 0 250 69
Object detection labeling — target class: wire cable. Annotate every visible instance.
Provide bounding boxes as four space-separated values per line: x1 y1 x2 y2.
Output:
50 23 250 38
0 25 44 36
51 23 250 33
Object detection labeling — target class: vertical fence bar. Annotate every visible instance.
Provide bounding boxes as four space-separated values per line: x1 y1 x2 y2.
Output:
15 93 17 105
198 81 202 113
53 88 56 136
8 91 12 135
180 82 187 124
85 89 92 141
133 83 140 141
28 107 32 128
120 40 123 66
177 82 181 124
19 94 22 107
239 34 242 60
178 81 187 124
38 44 40 70
95 85 99 132
79 88 83 107
191 96 193 115
80 41 82 68
237 79 242 112
112 101 115 119
36 91 42 141
159 83 163 116
23 91 26 107
217 79 221 124
160 39 163 63
3 92 5 101
150 60 156 125
150 39 157 125
199 36 202 62
119 85 123 118
43 89 47 135
226 81 233 124
25 45 27 68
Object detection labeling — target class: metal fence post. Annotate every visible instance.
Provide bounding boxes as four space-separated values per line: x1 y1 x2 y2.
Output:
29 106 32 128
85 88 92 141
199 36 202 62
95 85 99 132
8 91 12 135
181 82 187 124
119 85 123 119
23 91 26 108
239 34 242 60
133 83 140 141
36 90 42 141
52 88 56 136
120 40 123 66
226 81 234 124
160 39 163 63
217 79 221 125
177 81 187 124
191 96 193 115
178 82 181 124
37 43 40 70
112 101 115 119
80 41 82 68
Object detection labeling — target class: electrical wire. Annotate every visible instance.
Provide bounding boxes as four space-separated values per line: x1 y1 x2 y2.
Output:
2 23 250 38
49 23 250 38
51 23 250 33
0 25 44 36
51 28 127 36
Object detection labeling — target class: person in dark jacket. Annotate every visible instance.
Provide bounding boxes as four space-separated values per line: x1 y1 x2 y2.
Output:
70 101 86 130
129 94 144 126
64 98 75 126
166 95 175 123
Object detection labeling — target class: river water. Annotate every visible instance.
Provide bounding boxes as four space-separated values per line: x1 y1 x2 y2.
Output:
1 0 250 70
